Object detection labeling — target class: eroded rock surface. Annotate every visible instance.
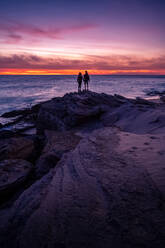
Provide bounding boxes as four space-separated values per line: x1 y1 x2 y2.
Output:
0 159 32 198
36 91 165 135
35 130 81 178
0 137 34 161
36 92 128 133
0 92 165 248
0 128 164 248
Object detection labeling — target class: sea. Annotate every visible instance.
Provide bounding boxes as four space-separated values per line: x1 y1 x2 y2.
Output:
0 75 165 117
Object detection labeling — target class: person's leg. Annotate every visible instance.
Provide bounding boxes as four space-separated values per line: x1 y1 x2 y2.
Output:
87 81 89 91
79 83 81 92
85 82 87 91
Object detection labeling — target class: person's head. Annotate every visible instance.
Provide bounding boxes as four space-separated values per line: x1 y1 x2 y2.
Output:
79 72 82 75
85 70 88 74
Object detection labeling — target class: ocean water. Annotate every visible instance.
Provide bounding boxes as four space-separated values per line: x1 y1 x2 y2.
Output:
0 75 165 116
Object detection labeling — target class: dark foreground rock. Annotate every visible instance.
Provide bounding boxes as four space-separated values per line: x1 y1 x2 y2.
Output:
1 103 41 118
36 91 165 135
36 92 128 134
35 130 81 178
0 137 34 161
1 91 164 135
0 91 165 248
0 159 32 199
0 128 164 248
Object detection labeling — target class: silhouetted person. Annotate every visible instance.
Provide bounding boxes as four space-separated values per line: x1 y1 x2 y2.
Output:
83 71 90 91
77 72 83 92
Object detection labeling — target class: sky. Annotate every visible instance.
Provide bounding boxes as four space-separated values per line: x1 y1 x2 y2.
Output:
0 0 165 75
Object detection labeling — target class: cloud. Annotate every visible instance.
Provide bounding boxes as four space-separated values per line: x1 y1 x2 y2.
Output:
4 33 23 44
82 54 165 70
0 53 165 71
0 17 97 44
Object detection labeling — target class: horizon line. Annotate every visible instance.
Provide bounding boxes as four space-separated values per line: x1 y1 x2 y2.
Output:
1 74 165 77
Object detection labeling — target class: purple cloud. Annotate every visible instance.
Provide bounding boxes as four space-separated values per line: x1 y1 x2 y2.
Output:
0 53 165 71
0 17 97 44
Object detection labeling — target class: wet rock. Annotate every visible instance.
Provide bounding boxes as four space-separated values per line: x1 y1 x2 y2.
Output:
1 103 41 135
146 90 165 97
0 159 32 198
0 137 34 161
1 109 31 118
1 103 41 119
35 130 81 178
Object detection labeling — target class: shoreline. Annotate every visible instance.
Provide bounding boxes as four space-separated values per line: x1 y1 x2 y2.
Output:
1 74 165 119
0 91 163 134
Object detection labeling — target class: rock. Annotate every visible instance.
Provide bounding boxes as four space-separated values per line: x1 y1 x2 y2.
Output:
35 130 81 178
43 130 81 155
0 130 15 139
101 101 165 134
1 109 31 118
160 95 165 102
1 103 41 135
34 153 59 179
0 159 32 198
36 92 162 135
36 91 126 134
146 89 165 97
0 137 34 161
101 112 119 126
135 97 155 105
0 127 164 248
1 103 41 119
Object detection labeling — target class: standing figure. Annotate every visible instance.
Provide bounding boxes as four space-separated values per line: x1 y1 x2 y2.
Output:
77 72 83 93
83 71 90 91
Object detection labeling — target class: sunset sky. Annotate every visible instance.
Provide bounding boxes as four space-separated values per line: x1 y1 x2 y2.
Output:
0 0 165 75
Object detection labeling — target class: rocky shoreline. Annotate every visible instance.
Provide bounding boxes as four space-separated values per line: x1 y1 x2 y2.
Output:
0 91 165 248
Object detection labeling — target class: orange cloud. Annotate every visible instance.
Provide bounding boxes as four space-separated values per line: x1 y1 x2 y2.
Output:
0 68 165 75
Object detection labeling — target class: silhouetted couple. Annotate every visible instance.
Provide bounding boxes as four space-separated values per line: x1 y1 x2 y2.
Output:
77 71 90 92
